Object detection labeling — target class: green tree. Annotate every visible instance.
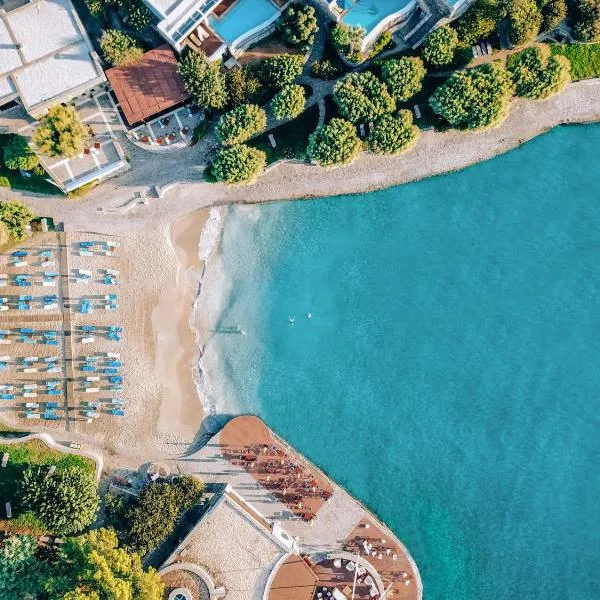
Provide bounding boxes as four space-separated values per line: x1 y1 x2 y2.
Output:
258 54 305 89
571 0 600 41
423 26 459 67
119 0 153 31
21 465 99 535
311 59 341 80
216 104 267 145
99 30 143 67
455 0 505 46
539 0 567 30
33 105 89 158
2 134 39 171
0 200 35 242
178 51 228 111
331 23 365 60
212 144 266 184
270 84 306 120
225 67 263 107
279 3 319 49
0 535 47 600
508 0 543 44
429 62 514 130
333 71 396 123
507 44 570 98
367 111 420 155
381 57 426 102
125 476 204 554
307 118 362 167
44 528 163 600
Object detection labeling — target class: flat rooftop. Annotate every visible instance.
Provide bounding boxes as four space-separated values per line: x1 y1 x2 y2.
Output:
0 0 103 112
106 45 190 126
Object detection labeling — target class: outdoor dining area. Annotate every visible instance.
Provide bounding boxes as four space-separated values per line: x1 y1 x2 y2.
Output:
220 419 333 521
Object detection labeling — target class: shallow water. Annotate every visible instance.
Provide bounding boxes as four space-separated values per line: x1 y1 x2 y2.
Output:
205 124 600 599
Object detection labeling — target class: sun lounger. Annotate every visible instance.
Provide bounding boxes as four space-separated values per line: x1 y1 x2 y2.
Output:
106 240 120 248
47 390 61 396
79 241 94 248
85 387 99 393
13 261 27 267
23 392 38 398
85 376 100 382
85 410 99 418
106 269 120 276
0 394 14 400
44 411 59 420
43 303 58 310
0 355 9 361
45 340 59 346
41 260 56 267
107 352 120 359
26 411 40 419
81 325 96 333
11 250 27 257
111 409 125 416
45 402 59 408
0 306 8 311
104 368 118 374
42 280 56 287
81 336 95 344
43 356 59 363
23 367 37 373
79 250 92 257
23 384 38 390
107 361 121 368
78 269 92 276
46 366 62 373
108 376 122 384
1 452 8 467
0 384 14 390
0 363 6 369
0 338 11 343
109 398 125 405
39 250 53 258
25 402 39 408
86 401 100 408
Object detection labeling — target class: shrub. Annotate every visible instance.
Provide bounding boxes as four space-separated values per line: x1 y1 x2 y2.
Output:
212 144 266 183
279 3 318 49
225 67 263 107
455 0 505 46
258 54 305 89
333 71 396 123
84 0 110 16
367 111 420 155
550 42 600 79
381 57 426 102
429 62 514 130
2 135 39 171
45 528 163 600
508 0 543 44
125 476 204 554
33 105 89 158
368 30 393 58
507 44 570 98
539 0 567 30
423 26 459 67
216 103 267 145
271 84 306 120
21 465 99 535
178 51 228 111
0 200 35 242
120 0 153 31
307 118 362 167
571 0 600 41
311 59 341 80
99 30 143 67
331 23 365 59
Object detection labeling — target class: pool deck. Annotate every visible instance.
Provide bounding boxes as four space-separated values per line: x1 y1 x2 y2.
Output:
169 415 421 599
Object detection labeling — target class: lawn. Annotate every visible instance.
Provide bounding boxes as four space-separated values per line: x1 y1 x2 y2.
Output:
250 103 320 164
550 43 600 81
0 134 62 196
0 439 95 532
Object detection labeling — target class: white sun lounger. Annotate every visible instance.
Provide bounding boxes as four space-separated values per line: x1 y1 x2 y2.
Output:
24 393 38 399
42 281 56 287
106 269 120 276
107 352 120 359
85 376 100 382
23 384 38 390
0 356 10 361
25 413 40 419
23 367 38 373
46 367 62 373
43 303 58 310
13 261 27 267
1 452 8 467
81 336 95 344
85 387 99 393
79 269 92 276
0 338 11 343
106 241 120 248
25 401 39 407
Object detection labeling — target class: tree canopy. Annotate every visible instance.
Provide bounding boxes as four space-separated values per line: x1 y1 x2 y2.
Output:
0 535 47 600
368 111 420 155
0 200 35 242
539 0 567 31
423 25 458 67
508 0 543 44
507 44 570 98
571 0 600 41
124 476 205 554
270 84 306 120
258 54 305 89
225 67 264 107
21 465 99 535
455 0 505 46
216 103 267 145
333 71 396 123
307 118 362 167
279 3 318 49
380 57 426 102
33 105 89 158
45 528 163 600
99 30 143 67
178 51 228 111
212 145 266 184
330 23 365 61
2 134 39 171
429 62 514 130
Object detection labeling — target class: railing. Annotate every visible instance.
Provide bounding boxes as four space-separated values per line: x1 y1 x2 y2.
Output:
360 1 418 52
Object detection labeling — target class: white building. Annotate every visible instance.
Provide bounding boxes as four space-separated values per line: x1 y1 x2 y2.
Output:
0 0 105 117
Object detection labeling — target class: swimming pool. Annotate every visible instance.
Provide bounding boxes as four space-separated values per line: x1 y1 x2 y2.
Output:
208 0 280 45
340 0 414 33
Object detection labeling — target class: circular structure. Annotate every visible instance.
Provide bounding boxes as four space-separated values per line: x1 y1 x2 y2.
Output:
169 589 192 600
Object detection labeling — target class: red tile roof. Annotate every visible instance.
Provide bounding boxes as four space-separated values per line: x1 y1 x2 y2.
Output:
106 45 190 126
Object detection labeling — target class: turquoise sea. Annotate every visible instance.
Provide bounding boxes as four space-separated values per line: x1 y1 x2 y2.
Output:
206 124 600 599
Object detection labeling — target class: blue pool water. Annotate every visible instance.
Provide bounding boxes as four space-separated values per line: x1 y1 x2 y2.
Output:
208 0 279 44
207 124 600 600
340 0 414 33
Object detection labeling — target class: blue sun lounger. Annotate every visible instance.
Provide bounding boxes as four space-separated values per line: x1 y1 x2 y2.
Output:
20 327 34 333
0 363 7 369
18 295 32 301
46 340 59 346
107 361 122 368
80 300 92 314
79 241 94 248
40 250 52 258
44 295 57 303
104 368 118 375
11 250 27 257
47 389 61 396
1 394 14 400
46 401 60 408
109 385 123 392
110 409 125 416
81 364 96 372
43 331 57 339
18 302 31 311
81 325 96 332
108 376 122 384
44 410 59 420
